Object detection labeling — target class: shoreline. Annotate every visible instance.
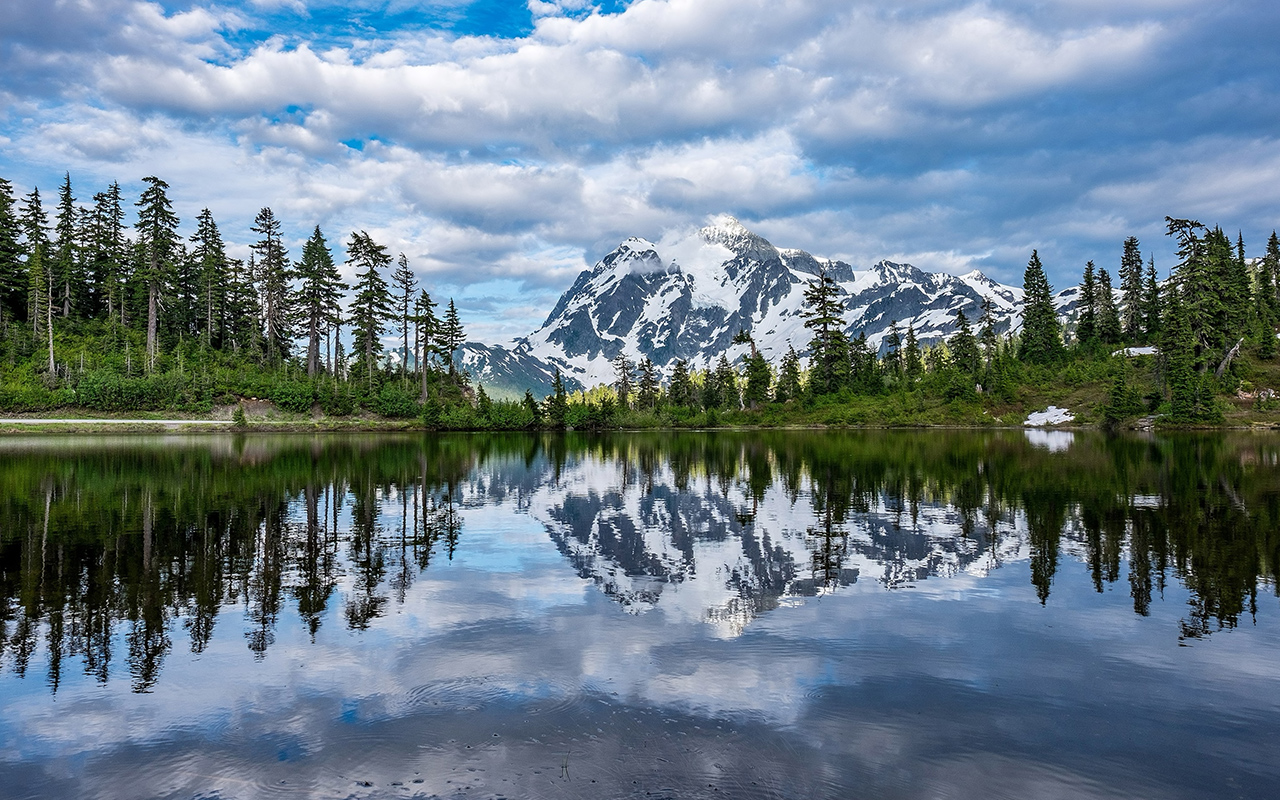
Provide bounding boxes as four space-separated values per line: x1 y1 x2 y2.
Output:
3 414 1278 434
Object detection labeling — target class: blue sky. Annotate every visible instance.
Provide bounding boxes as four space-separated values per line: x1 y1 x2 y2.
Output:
2 0 1278 343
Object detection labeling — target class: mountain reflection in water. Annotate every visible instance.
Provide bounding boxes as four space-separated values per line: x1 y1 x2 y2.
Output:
1 431 1278 799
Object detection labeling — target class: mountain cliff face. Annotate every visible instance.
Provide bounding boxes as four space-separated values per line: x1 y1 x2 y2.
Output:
466 215 1064 396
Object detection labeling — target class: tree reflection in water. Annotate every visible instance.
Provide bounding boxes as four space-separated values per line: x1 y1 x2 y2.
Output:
0 430 1277 692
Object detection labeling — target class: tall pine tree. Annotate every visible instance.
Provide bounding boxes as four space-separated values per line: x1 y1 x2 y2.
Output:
1119 236 1144 342
346 231 394 387
1018 250 1062 364
135 177 180 373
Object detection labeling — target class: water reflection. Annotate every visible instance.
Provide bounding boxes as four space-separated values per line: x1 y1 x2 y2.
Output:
1 430 1277 694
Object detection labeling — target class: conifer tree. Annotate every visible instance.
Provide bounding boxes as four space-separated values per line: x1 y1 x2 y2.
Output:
190 209 228 349
612 351 634 409
802 269 849 394
0 178 25 334
1096 268 1121 345
1267 232 1280 308
441 299 464 380
90 183 126 325
713 354 739 409
1142 256 1161 344
545 369 568 428
882 321 902 377
1119 236 1144 342
978 296 998 366
668 358 696 407
52 173 79 319
1018 250 1062 364
135 177 179 373
904 324 923 381
1255 260 1276 359
636 357 660 410
948 309 980 375
346 231 394 387
414 289 438 399
296 226 344 377
388 253 416 382
774 346 801 403
251 207 292 364
1077 261 1097 345
743 349 771 407
21 187 49 339
849 331 877 391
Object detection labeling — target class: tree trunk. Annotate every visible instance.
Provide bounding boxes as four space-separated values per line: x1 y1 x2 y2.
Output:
307 312 320 378
146 281 158 374
46 277 55 374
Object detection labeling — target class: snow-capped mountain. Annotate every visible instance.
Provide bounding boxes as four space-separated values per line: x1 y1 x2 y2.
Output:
465 215 1065 395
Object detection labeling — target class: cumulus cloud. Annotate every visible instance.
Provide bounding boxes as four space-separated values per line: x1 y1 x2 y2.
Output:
1 0 1278 342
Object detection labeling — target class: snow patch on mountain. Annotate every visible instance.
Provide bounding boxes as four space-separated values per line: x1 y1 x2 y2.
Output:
466 216 1078 394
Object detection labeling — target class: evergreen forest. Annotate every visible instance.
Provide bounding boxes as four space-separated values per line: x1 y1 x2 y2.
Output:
2 171 1278 429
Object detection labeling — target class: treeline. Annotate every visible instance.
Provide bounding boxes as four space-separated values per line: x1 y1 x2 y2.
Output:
0 173 469 415
575 218 1280 427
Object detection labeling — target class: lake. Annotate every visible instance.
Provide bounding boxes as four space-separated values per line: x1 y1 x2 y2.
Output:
1 430 1278 799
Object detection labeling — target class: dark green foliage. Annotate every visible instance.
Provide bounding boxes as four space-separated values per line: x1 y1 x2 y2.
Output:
1078 261 1097 344
1119 236 1144 342
296 227 344 377
0 178 25 330
774 346 801 403
544 369 569 428
251 207 292 364
346 231 394 387
1142 256 1161 344
948 309 980 375
1102 360 1145 425
636 357 660 410
802 269 850 395
612 351 634 409
743 351 771 407
1096 268 1121 345
668 358 696 408
904 325 922 381
1019 250 1062 364
391 253 417 381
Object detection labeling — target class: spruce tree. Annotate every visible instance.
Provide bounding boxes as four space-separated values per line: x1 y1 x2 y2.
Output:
978 296 998 367
0 178 25 334
743 350 771 407
414 289 438 399
1096 268 1121 345
389 253 417 382
1255 260 1277 359
135 177 179 373
545 369 568 428
774 346 801 403
1119 236 1144 342
52 173 79 319
190 209 228 349
1142 256 1161 344
948 309 980 375
346 231 394 387
801 269 848 394
1077 261 1097 345
668 358 696 407
441 299 464 380
636 357 660 410
1267 232 1280 309
90 183 126 325
882 321 902 377
1018 250 1062 364
904 325 923 381
21 187 49 341
612 351 634 409
251 207 292 364
713 354 738 409
296 226 344 377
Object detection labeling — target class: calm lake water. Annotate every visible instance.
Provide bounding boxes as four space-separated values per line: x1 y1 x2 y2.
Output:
1 430 1278 799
